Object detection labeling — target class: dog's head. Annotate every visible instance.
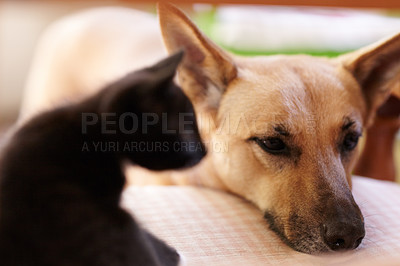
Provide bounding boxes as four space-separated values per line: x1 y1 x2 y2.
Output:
158 3 400 253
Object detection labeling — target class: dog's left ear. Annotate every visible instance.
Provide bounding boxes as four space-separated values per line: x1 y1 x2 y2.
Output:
157 2 237 116
340 33 400 126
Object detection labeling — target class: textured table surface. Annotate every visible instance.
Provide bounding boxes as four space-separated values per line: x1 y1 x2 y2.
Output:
122 176 400 265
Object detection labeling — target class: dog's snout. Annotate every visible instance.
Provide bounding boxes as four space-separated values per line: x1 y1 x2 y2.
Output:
323 219 365 251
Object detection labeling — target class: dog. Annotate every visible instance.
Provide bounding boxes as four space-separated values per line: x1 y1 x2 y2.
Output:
0 52 203 265
18 3 400 254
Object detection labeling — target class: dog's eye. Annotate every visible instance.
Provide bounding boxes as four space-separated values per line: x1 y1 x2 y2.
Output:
252 137 288 155
342 133 360 152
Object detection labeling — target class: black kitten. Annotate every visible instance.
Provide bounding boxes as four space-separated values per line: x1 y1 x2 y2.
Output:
0 52 204 266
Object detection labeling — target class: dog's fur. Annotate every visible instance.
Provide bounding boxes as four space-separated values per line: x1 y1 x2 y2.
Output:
18 3 400 253
0 52 203 265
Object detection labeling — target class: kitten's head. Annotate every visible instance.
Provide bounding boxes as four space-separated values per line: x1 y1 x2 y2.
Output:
95 51 205 170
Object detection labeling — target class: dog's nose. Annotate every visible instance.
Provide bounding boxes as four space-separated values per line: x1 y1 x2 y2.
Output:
323 220 365 251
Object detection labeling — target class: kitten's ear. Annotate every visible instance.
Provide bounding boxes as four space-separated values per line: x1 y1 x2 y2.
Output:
146 50 184 87
99 52 183 113
339 33 400 126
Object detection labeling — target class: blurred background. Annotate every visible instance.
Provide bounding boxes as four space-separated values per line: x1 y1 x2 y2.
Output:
1 0 400 179
0 1 150 129
2 1 400 124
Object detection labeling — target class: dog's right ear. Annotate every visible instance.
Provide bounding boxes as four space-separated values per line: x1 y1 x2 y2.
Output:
157 3 237 117
339 33 400 126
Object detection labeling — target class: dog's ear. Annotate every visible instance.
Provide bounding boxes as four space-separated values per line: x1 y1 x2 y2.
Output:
340 33 400 126
157 3 237 116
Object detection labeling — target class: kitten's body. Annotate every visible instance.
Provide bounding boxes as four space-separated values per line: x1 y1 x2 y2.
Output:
0 52 203 265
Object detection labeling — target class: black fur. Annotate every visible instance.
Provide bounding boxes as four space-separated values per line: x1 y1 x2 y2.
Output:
0 52 204 265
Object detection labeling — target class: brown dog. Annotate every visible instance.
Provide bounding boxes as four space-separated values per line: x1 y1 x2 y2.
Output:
20 3 400 254
153 3 400 253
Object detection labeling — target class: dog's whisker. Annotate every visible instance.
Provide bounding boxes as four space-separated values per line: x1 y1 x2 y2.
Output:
360 236 380 249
